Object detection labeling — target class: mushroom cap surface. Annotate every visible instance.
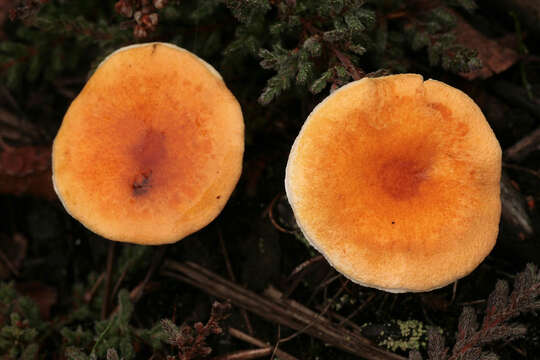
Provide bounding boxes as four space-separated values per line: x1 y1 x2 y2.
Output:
285 74 501 292
52 43 244 245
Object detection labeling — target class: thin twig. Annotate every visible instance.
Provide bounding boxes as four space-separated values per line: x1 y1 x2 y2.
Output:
91 314 114 356
111 261 132 300
319 306 367 335
0 248 20 277
510 344 527 357
378 294 389 314
333 48 362 80
287 255 324 281
218 226 254 335
450 280 458 305
385 11 407 19
306 269 337 306
267 193 296 234
84 272 105 303
269 325 281 360
162 260 405 360
101 242 116 320
284 255 324 297
210 348 273 360
228 328 299 360
277 279 349 345
504 127 540 162
457 299 486 306
338 292 376 326
500 172 534 238
129 246 166 303
503 163 540 180
110 246 167 315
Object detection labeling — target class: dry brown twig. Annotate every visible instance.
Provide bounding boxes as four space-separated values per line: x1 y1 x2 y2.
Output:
161 260 405 360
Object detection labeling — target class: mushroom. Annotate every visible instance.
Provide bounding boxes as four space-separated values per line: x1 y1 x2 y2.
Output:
285 74 501 293
52 43 244 245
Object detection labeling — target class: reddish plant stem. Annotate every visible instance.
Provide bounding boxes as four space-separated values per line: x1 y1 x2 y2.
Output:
84 272 105 303
332 47 362 80
301 19 364 81
448 283 539 360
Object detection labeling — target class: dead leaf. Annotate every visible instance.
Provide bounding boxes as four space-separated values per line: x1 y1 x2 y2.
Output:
0 146 56 199
454 14 519 80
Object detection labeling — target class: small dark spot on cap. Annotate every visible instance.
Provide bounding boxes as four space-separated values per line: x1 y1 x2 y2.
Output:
216 195 221 199
391 221 395 225
133 170 152 196
151 43 157 54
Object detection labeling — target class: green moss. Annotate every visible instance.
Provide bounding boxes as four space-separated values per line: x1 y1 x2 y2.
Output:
378 320 428 352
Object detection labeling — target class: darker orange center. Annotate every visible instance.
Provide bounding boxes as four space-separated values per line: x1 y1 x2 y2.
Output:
378 158 429 200
131 128 167 196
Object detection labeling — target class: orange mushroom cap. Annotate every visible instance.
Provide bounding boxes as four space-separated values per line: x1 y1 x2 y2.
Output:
285 74 501 293
52 43 244 245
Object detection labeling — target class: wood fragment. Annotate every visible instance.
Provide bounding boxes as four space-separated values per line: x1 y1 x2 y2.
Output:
162 260 405 360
